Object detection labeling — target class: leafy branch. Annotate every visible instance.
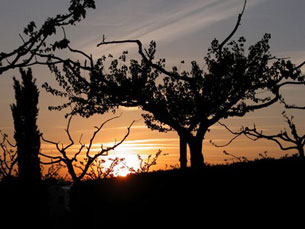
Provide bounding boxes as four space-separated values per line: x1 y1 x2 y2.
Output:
0 0 96 75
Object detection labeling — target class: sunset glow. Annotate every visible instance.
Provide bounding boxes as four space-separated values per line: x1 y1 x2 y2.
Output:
1 0 305 177
115 168 130 177
1 1 305 227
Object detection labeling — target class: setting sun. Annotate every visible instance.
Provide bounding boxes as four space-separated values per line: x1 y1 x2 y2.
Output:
115 167 130 177
112 152 141 174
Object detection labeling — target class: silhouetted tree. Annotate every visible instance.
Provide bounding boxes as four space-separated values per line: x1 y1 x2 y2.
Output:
215 111 305 158
42 1 304 168
11 68 41 184
136 150 163 173
40 114 134 183
246 115 304 158
0 0 95 75
0 131 18 180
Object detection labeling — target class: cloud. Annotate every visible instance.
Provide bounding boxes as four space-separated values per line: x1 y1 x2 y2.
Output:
125 0 238 42
71 138 180 152
114 138 180 152
123 138 178 144
103 125 148 131
79 0 268 56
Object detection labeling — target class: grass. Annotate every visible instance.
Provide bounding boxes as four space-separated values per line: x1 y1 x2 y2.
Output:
0 154 304 227
69 155 304 225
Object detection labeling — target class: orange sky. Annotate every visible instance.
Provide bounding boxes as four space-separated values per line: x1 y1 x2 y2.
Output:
1 0 305 175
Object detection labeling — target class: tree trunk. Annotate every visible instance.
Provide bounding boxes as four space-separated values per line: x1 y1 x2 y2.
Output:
297 146 304 158
66 161 80 183
188 137 205 169
179 135 187 169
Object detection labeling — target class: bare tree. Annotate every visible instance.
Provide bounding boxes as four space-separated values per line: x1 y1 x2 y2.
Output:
0 131 18 180
244 113 304 158
40 114 134 183
215 111 305 158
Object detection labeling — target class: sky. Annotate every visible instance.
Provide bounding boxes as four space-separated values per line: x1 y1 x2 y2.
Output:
0 0 305 172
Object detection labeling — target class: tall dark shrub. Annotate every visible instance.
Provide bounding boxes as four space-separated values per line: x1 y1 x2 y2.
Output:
11 68 41 184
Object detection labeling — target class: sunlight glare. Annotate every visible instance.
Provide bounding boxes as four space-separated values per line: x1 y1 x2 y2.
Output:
115 167 130 177
93 139 173 176
108 145 142 176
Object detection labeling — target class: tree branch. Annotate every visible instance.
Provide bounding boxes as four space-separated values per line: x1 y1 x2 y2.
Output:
0 0 96 75
227 92 280 118
97 39 190 81
216 115 304 157
277 80 305 109
210 122 244 147
0 131 18 178
85 113 123 158
40 114 134 182
218 0 247 56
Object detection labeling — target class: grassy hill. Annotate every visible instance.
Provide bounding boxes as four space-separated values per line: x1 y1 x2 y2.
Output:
70 155 304 226
1 155 304 227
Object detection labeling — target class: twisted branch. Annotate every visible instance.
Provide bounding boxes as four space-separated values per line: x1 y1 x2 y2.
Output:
40 114 134 182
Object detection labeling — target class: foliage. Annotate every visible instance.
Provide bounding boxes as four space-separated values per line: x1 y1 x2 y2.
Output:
11 68 41 183
4 0 303 168
0 0 96 74
43 31 304 168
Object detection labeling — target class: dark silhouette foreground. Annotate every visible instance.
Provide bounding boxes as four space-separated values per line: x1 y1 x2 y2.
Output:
11 68 41 184
69 156 304 226
0 155 304 227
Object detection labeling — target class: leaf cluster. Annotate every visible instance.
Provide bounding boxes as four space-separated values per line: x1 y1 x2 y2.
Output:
0 0 96 74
